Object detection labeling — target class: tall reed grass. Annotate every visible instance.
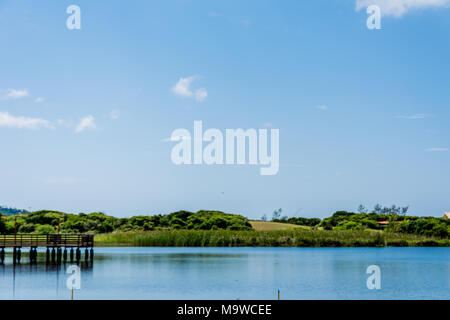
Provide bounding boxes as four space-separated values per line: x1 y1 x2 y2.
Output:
95 229 449 247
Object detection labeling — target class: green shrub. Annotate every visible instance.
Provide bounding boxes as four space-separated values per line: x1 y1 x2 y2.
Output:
335 221 362 230
35 224 56 234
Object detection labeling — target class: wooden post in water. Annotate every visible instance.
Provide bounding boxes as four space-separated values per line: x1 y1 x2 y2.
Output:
57 248 62 264
76 248 81 262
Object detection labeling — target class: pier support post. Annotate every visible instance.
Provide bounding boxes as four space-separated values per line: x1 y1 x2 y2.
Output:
70 248 74 263
29 248 35 264
85 248 89 262
76 248 81 262
51 247 56 263
0 248 4 264
63 248 68 263
13 247 16 264
57 248 62 264
17 248 21 263
46 248 50 264
90 248 94 263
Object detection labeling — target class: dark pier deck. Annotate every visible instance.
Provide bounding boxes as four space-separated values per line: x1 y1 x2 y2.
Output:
0 234 94 264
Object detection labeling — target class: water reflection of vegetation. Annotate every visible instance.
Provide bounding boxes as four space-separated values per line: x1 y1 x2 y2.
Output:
0 260 93 272
92 252 246 266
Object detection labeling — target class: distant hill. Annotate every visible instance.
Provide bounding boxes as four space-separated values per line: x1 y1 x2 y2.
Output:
0 206 29 216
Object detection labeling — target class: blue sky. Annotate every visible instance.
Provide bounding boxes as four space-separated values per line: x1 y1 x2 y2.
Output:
0 0 449 218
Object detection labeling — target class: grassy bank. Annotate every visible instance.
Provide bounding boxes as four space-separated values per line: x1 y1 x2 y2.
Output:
249 220 307 231
95 229 450 247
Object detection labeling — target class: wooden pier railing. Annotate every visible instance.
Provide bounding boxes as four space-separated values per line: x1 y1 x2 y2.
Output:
0 234 94 248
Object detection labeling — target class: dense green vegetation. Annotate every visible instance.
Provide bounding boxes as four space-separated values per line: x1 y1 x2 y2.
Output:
95 229 449 247
317 211 449 239
0 210 252 235
0 204 448 247
270 204 449 239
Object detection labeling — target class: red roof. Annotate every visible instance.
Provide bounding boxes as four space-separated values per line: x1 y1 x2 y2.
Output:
377 221 389 225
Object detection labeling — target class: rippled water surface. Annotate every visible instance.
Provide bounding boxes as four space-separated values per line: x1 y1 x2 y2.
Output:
0 247 448 300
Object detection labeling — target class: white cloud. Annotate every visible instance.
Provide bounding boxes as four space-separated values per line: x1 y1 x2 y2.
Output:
35 97 44 103
396 114 431 119
427 147 449 152
0 112 53 129
172 76 196 97
172 76 208 102
356 0 450 17
3 89 29 99
316 105 328 110
109 110 120 120
75 115 96 133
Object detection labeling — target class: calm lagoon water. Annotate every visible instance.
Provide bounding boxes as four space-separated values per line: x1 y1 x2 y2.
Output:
0 247 448 300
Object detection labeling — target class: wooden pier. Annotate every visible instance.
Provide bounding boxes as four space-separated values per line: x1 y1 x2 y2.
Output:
0 234 94 264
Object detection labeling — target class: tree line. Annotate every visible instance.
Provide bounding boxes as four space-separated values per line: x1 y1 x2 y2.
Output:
0 210 252 235
262 204 449 238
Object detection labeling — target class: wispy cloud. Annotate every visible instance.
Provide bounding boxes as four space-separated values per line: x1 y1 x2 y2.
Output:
172 76 208 102
34 97 44 103
427 147 449 152
195 88 208 102
109 110 120 120
75 115 96 133
0 112 53 129
316 105 328 111
356 0 450 17
395 114 431 119
2 89 29 99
